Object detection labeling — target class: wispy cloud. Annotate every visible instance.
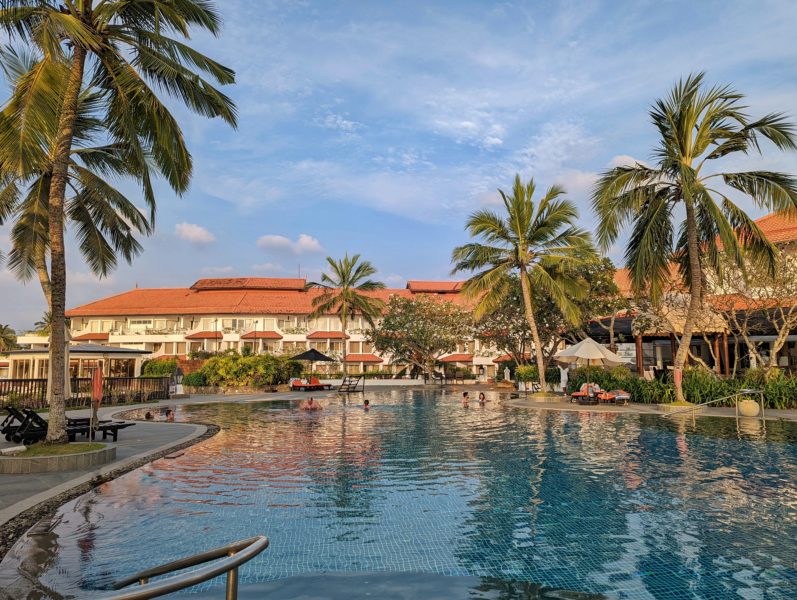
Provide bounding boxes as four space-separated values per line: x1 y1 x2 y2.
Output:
175 222 216 245
252 262 286 274
202 266 236 275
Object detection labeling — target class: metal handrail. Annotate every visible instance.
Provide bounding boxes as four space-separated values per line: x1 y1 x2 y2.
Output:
101 535 269 600
663 389 764 419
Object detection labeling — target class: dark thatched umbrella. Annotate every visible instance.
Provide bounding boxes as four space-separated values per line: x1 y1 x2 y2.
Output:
290 348 334 362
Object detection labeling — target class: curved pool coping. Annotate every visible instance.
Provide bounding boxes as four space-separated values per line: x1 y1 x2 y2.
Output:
0 415 219 563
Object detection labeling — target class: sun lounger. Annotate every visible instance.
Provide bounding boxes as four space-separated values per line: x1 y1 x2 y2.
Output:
2 406 28 440
609 390 631 406
308 377 332 390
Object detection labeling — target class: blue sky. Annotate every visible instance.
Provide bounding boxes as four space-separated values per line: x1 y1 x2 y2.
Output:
2 0 797 330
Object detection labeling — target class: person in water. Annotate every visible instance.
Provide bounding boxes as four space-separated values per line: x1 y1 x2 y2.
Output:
301 397 323 411
478 392 487 405
165 409 174 422
364 398 370 410
144 411 154 420
462 391 469 407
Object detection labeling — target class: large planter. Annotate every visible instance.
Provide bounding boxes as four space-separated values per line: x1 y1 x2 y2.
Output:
738 398 761 417
0 445 115 474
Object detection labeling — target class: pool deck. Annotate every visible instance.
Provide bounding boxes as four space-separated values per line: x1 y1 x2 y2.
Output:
1 389 795 546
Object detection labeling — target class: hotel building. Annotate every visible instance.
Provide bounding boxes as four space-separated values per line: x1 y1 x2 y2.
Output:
15 279 501 379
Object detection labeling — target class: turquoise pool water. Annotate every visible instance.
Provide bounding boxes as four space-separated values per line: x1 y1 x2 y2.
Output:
4 390 797 599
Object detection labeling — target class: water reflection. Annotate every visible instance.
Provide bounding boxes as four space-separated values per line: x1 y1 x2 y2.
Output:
2 390 796 599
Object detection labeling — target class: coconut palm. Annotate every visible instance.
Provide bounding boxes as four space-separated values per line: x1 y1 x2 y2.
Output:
0 0 236 442
1 46 152 310
452 174 594 391
0 323 15 351
592 73 797 402
307 254 386 377
34 310 52 333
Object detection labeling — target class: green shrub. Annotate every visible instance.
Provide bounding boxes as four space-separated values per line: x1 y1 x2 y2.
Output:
182 371 207 387
188 350 216 360
200 353 302 387
142 358 177 377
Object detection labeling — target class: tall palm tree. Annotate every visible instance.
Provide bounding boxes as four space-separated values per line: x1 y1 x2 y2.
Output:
1 46 153 310
307 254 386 377
0 323 15 352
0 0 236 443
452 174 594 391
592 73 797 402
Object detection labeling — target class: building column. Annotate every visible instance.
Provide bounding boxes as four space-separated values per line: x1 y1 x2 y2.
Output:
635 334 644 376
712 335 721 373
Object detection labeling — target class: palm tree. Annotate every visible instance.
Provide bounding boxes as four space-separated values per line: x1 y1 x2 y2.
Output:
452 174 594 391
592 73 797 402
0 323 15 352
1 47 153 310
34 311 52 334
0 1 236 443
307 254 386 378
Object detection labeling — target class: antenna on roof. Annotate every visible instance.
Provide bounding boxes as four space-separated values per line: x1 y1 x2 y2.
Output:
298 264 301 277
135 282 138 288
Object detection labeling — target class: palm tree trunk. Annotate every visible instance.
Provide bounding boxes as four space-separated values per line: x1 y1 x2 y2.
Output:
673 197 702 404
519 271 547 391
341 313 347 380
35 244 52 311
45 45 87 444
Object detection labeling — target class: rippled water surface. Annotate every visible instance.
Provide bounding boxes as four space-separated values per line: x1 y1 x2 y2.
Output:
5 390 797 599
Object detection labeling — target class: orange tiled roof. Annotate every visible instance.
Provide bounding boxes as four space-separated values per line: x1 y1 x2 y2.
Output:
307 331 349 339
493 353 531 363
185 331 223 340
191 277 306 291
406 280 464 293
752 211 797 245
72 332 110 341
344 353 383 363
65 285 431 318
240 331 282 339
440 353 474 363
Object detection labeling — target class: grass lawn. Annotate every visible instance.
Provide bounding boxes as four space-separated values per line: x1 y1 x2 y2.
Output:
16 442 106 457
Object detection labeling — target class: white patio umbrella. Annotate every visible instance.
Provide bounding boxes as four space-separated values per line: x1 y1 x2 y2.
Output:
554 337 629 394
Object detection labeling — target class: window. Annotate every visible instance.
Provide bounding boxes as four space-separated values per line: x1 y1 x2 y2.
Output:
110 359 134 377
362 341 374 353
309 341 326 351
13 359 32 378
79 360 103 378
349 341 361 353
221 318 249 330
130 319 153 329
329 341 343 353
36 359 49 378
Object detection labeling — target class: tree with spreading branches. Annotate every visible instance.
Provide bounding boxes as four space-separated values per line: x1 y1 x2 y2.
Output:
452 174 595 391
0 0 236 442
307 254 386 377
592 73 797 402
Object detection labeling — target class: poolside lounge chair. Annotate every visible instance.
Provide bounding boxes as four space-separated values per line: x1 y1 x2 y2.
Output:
308 377 332 390
608 390 631 406
570 383 600 404
2 406 28 440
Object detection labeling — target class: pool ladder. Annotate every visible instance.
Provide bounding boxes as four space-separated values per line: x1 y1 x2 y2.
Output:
99 536 269 599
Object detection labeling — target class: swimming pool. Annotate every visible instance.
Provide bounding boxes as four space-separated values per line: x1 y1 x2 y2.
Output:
3 390 797 599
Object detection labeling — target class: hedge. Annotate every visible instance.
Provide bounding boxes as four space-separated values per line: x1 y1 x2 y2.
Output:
566 365 797 409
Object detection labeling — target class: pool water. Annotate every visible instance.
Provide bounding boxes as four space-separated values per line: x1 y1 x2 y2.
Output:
3 390 797 599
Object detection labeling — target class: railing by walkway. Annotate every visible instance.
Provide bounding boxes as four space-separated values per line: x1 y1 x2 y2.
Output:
103 536 269 600
0 377 171 410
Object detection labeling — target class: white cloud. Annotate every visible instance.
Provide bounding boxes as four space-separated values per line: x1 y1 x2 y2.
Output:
609 155 646 168
256 233 324 255
383 273 405 288
251 262 286 273
175 222 216 245
202 266 235 275
316 112 363 133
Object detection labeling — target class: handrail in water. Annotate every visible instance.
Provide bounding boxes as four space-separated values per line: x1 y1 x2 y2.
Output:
101 535 269 600
663 389 765 419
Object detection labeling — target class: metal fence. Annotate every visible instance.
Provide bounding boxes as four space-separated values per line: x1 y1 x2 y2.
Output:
0 377 170 410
